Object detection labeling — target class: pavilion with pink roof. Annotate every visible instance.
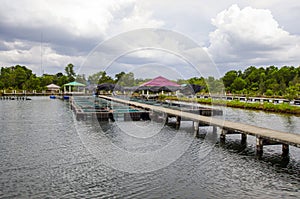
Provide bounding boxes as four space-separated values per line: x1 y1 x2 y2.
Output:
141 76 180 87
139 76 180 95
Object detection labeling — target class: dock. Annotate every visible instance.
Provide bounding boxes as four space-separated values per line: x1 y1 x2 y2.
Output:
0 96 31 100
99 95 300 157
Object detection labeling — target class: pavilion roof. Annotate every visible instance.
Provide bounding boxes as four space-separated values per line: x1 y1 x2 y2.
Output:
140 76 180 87
46 83 60 89
64 81 85 87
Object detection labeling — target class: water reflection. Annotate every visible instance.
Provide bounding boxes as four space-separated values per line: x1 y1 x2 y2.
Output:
222 106 300 134
282 115 296 133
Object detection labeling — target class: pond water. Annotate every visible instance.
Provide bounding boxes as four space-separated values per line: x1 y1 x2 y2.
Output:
0 97 299 198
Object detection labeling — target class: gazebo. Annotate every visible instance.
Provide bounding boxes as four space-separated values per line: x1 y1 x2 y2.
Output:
63 81 86 94
139 76 180 95
46 84 60 93
141 76 180 87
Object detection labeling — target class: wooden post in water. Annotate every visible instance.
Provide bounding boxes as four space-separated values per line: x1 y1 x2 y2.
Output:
175 116 181 130
256 137 264 156
282 144 289 157
165 114 169 125
213 126 217 134
76 113 82 121
220 129 227 142
241 133 247 144
193 121 200 138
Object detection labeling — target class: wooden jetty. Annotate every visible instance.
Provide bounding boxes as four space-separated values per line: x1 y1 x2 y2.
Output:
99 95 300 157
0 96 31 100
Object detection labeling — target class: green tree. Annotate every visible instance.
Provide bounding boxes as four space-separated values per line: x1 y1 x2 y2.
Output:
88 71 113 84
258 72 266 94
231 77 247 92
285 86 298 101
65 63 76 82
115 72 126 83
188 77 206 86
24 76 41 91
88 72 102 85
244 67 261 89
117 72 135 86
40 75 54 87
76 74 87 84
222 70 238 92
206 76 223 93
177 79 188 85
134 78 150 86
278 66 296 85
0 65 34 89
265 89 274 96
97 71 114 84
57 75 69 86
0 67 14 88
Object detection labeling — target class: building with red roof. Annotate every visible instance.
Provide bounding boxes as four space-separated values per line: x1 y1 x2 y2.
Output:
140 76 180 87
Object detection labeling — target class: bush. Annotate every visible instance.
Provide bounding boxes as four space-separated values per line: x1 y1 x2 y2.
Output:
265 89 273 96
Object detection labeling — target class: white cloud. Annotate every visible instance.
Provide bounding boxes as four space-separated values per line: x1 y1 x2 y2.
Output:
207 4 300 69
0 41 83 75
79 28 218 79
0 0 164 75
0 0 114 39
108 1 164 34
1 1 300 77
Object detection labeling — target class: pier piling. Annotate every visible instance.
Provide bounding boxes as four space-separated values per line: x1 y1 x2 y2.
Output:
256 137 264 156
241 133 247 144
213 126 217 134
282 144 289 157
220 129 227 142
193 121 200 138
175 116 181 130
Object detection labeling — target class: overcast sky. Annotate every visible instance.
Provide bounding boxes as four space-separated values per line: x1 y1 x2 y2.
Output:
0 0 299 79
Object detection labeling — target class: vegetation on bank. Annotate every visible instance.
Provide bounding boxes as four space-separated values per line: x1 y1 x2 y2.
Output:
221 66 300 100
0 64 299 100
163 96 300 115
0 64 149 92
1 63 299 115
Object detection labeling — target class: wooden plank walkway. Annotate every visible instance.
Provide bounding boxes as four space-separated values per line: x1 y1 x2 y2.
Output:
100 95 300 150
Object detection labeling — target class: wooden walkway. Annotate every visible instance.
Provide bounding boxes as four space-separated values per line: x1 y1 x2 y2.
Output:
100 95 300 156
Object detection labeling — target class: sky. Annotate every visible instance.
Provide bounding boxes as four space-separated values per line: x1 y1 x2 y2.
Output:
0 0 300 79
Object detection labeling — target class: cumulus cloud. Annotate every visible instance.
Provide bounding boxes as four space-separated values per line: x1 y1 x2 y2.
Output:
1 1 300 77
79 29 217 80
207 4 300 70
0 0 164 75
0 42 83 74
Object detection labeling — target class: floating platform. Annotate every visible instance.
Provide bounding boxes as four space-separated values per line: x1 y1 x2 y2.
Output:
70 96 150 122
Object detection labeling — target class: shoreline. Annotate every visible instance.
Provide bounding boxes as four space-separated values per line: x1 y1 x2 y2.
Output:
164 96 300 116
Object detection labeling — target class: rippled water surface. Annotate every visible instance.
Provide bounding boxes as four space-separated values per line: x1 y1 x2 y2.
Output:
0 97 300 198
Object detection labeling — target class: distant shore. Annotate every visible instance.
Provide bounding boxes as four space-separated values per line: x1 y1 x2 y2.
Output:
164 96 300 115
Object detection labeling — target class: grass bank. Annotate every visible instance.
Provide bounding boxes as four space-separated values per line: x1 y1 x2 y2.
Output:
164 96 300 115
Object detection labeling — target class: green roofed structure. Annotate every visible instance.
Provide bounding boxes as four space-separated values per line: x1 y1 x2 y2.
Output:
63 81 86 94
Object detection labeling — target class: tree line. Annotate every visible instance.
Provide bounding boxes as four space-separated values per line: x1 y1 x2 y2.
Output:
0 64 75 91
0 63 148 91
0 64 299 99
222 66 300 100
